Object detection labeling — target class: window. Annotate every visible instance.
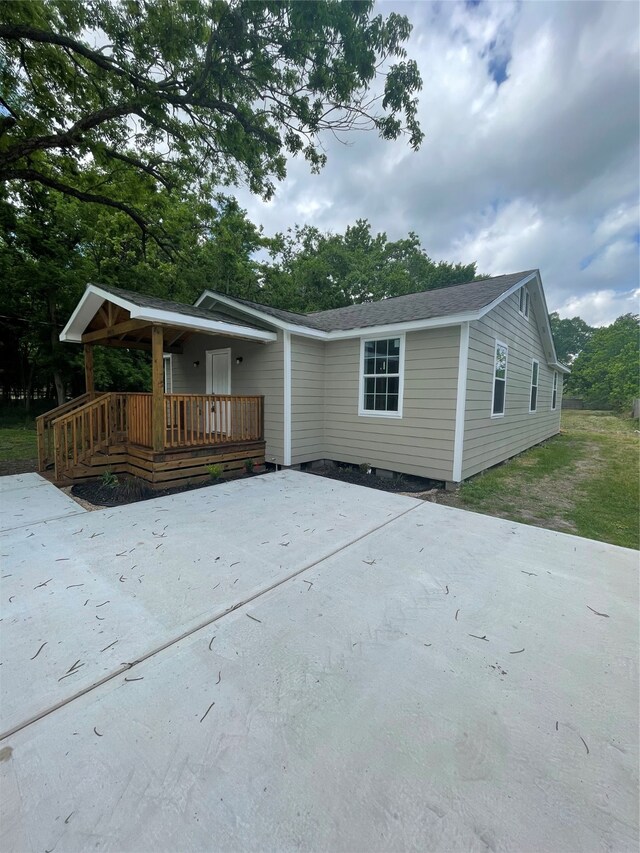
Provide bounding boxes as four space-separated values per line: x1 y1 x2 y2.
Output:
529 360 539 412
163 353 173 393
518 287 530 319
491 340 508 417
551 371 558 410
359 336 404 417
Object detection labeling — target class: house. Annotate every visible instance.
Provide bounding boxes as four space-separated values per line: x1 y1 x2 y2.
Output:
41 269 568 488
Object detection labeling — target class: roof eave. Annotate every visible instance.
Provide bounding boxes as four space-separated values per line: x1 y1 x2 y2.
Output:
60 284 277 344
197 273 564 369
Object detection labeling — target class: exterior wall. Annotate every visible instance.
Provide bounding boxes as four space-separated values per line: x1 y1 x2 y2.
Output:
170 332 285 464
290 336 326 465
322 327 460 481
462 290 562 479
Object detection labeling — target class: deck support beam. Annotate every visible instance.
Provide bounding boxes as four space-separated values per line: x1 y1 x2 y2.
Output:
84 344 95 399
151 325 165 452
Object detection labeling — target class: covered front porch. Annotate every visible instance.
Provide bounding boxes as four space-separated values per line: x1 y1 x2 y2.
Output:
37 283 275 487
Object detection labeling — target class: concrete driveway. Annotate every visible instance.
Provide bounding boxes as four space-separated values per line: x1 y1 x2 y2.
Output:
1 470 638 852
0 472 85 532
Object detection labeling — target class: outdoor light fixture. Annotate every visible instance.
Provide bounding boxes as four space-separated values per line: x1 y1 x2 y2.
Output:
192 360 200 367
236 356 243 365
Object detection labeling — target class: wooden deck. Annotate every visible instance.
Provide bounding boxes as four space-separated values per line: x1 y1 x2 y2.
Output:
37 392 265 488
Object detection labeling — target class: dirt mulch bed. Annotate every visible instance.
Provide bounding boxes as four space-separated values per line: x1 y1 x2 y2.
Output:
72 470 264 507
308 463 443 495
0 458 38 476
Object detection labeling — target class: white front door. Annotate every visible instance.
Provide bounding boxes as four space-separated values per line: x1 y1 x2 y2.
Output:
205 348 231 435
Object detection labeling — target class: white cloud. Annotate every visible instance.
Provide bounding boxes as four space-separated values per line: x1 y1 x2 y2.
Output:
556 288 640 327
236 0 639 325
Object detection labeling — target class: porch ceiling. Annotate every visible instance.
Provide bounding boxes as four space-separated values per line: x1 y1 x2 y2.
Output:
59 283 278 350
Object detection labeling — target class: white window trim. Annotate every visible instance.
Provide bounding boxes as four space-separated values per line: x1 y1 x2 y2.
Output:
518 287 530 320
529 359 539 413
163 353 173 393
490 339 508 419
358 333 405 419
551 370 558 411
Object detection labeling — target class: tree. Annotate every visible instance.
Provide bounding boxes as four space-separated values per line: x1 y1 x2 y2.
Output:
567 314 639 411
0 176 268 404
549 312 593 364
0 182 91 405
261 220 477 311
0 0 422 249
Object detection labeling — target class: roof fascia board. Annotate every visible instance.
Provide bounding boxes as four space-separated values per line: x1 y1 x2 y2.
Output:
196 290 324 337
197 278 568 371
60 286 111 342
60 285 277 344
476 270 565 371
325 313 479 339
528 272 564 368
476 271 539 319
132 309 277 342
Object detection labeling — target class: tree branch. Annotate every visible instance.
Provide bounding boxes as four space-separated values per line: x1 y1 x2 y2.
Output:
0 102 144 170
0 23 147 88
101 149 174 189
3 167 176 256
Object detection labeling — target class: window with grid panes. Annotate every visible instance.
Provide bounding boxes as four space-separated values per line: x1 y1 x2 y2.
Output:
362 338 401 413
529 360 539 412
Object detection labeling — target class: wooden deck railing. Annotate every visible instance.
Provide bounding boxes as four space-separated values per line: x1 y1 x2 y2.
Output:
164 394 264 448
47 391 264 479
121 393 152 448
36 392 92 470
52 393 112 479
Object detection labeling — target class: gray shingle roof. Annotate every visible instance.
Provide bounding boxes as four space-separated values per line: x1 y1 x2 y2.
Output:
219 296 328 329
96 271 536 334
91 282 262 330
215 271 536 331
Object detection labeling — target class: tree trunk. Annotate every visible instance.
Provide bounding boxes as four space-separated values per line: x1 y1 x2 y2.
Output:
47 293 65 404
53 369 65 406
24 362 35 412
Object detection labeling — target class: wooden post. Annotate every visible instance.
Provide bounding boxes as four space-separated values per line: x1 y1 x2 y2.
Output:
84 344 95 399
151 324 165 452
36 417 46 471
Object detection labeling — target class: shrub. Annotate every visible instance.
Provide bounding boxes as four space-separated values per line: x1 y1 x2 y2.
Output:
244 458 255 473
206 463 223 480
118 476 152 501
100 468 119 489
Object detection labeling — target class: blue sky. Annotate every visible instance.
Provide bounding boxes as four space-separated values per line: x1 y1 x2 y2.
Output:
238 0 639 326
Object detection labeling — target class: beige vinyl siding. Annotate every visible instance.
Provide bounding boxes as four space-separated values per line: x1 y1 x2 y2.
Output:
170 332 285 463
290 336 325 465
462 290 562 479
323 327 459 481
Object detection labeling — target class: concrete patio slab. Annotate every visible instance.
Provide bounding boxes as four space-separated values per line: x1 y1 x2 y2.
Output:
0 472 85 532
0 473 637 853
0 471 420 737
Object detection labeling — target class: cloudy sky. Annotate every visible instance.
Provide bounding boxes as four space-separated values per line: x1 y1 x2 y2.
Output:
238 0 639 326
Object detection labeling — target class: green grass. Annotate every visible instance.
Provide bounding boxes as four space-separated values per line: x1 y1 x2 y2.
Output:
560 409 639 434
455 410 639 549
0 402 52 463
571 431 639 549
0 426 38 461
